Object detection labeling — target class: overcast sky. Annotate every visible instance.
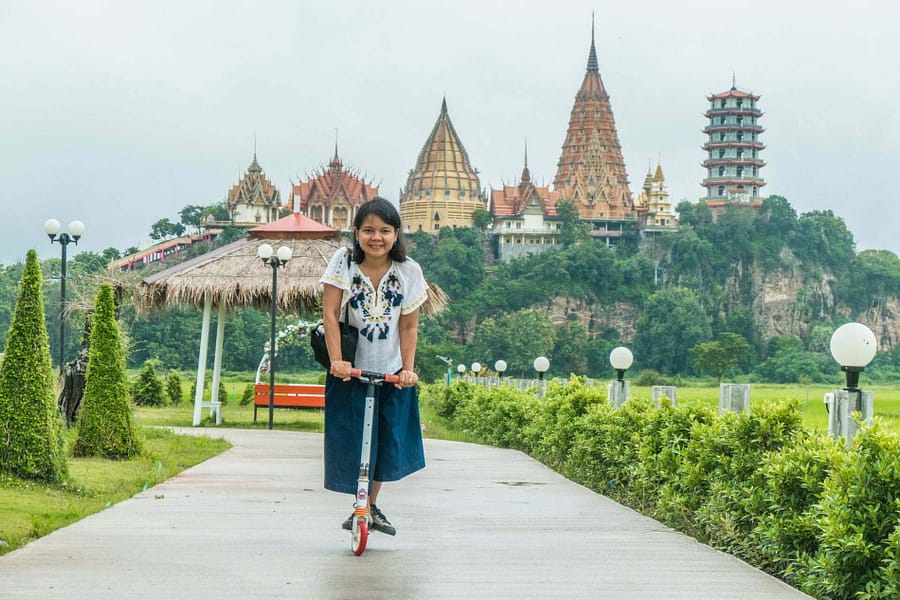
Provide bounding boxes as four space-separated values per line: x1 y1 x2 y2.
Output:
2 0 898 266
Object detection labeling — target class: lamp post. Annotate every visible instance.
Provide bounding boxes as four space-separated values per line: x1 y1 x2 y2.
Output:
436 355 453 386
533 356 549 397
259 243 292 430
471 362 482 380
494 359 507 382
609 346 634 407
457 363 466 382
43 219 84 375
828 323 876 442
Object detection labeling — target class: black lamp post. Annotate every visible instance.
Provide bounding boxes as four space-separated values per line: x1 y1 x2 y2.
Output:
43 219 84 375
259 243 292 430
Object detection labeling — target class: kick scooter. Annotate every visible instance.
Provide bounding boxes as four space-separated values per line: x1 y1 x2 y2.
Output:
348 368 399 556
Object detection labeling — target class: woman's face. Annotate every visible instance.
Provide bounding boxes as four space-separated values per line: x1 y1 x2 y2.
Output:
356 214 398 260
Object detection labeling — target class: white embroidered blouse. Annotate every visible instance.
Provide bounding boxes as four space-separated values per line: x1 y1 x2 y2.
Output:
319 247 428 374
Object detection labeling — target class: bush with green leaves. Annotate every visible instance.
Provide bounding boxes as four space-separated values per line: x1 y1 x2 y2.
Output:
432 379 900 599
794 425 900 599
240 383 254 406
0 249 67 482
132 360 166 406
74 283 140 458
165 371 183 405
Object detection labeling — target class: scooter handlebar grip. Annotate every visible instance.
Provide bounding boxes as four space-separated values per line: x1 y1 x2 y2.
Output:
349 368 401 384
384 373 400 384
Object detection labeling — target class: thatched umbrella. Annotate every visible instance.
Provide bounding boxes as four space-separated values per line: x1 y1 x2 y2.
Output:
132 212 447 426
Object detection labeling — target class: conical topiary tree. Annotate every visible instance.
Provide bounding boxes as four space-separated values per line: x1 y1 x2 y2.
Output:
131 360 165 406
73 283 140 458
0 249 67 481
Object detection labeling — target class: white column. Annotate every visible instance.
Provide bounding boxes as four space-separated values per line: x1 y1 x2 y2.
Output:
191 292 212 426
209 301 226 425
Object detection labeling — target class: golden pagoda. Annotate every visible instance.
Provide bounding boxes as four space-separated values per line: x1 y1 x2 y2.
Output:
399 98 487 233
552 25 636 240
637 162 677 230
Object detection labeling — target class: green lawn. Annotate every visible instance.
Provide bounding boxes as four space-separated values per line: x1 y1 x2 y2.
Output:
629 383 900 434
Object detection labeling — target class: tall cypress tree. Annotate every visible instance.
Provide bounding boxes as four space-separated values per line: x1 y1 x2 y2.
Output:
0 249 67 481
73 283 140 458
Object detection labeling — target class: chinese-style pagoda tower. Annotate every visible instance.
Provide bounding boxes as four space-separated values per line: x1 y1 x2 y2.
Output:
399 97 487 233
701 82 766 202
226 154 282 226
552 24 635 238
289 144 379 231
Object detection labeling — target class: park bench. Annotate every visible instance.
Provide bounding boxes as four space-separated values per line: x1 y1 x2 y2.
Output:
253 383 326 422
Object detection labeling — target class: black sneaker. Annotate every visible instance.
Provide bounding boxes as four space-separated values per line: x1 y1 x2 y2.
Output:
369 505 396 536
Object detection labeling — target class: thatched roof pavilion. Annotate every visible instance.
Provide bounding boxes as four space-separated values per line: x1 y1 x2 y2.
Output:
132 211 447 426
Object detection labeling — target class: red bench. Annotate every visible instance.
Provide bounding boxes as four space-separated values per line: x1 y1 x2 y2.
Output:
253 383 326 422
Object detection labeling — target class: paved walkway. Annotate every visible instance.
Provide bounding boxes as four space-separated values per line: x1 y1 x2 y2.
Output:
0 428 813 599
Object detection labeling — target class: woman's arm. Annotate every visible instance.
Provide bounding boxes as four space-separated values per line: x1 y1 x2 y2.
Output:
323 284 351 381
397 308 420 388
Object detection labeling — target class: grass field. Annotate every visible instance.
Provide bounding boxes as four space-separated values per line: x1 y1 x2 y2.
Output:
628 383 900 434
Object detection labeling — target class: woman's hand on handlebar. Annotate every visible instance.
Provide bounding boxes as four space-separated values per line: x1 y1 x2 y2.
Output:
396 369 418 389
330 360 353 381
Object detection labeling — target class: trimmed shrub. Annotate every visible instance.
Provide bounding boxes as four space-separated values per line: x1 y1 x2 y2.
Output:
165 371 184 405
132 360 166 406
240 383 254 406
0 250 67 482
73 284 141 458
795 425 900 599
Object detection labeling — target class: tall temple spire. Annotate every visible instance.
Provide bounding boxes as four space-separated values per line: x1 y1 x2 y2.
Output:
520 138 531 185
587 13 599 74
553 21 633 224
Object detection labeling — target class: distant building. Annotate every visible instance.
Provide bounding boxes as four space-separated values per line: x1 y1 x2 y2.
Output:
226 154 282 226
289 145 379 231
701 83 766 219
552 26 638 244
491 146 561 262
399 98 488 233
637 162 677 231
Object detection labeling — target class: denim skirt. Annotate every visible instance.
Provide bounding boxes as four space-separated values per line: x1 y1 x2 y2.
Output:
323 374 426 494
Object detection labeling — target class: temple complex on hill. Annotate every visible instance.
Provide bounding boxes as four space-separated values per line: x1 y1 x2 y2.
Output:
701 82 766 219
399 98 488 233
225 154 282 226
289 145 379 230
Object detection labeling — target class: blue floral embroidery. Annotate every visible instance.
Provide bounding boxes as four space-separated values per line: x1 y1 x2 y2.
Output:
350 271 405 343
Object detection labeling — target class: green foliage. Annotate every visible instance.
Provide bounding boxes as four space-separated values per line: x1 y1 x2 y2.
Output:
752 337 832 383
471 308 556 376
634 287 712 374
165 371 184 405
556 198 591 247
794 425 900 599
690 332 751 382
432 378 900 598
132 360 166 406
74 284 141 459
240 383 254 406
0 250 67 482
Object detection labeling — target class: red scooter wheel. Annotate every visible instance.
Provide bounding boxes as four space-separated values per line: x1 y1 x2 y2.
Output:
351 517 368 555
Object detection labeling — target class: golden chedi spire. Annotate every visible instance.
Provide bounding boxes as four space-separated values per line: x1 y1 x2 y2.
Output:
399 97 487 233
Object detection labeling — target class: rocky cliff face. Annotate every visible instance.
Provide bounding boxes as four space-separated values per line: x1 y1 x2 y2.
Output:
545 252 899 351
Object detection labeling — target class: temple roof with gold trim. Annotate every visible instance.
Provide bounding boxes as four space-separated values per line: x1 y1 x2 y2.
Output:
290 145 379 212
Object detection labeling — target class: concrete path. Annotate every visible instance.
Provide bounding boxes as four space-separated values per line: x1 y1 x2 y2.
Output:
0 428 813 599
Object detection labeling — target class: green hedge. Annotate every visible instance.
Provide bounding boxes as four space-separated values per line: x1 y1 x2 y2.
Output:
420 379 900 599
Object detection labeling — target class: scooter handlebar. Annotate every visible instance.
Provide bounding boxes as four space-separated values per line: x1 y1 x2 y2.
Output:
349 368 400 384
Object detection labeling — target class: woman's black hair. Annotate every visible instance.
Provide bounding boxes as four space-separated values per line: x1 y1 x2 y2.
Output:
352 196 408 263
